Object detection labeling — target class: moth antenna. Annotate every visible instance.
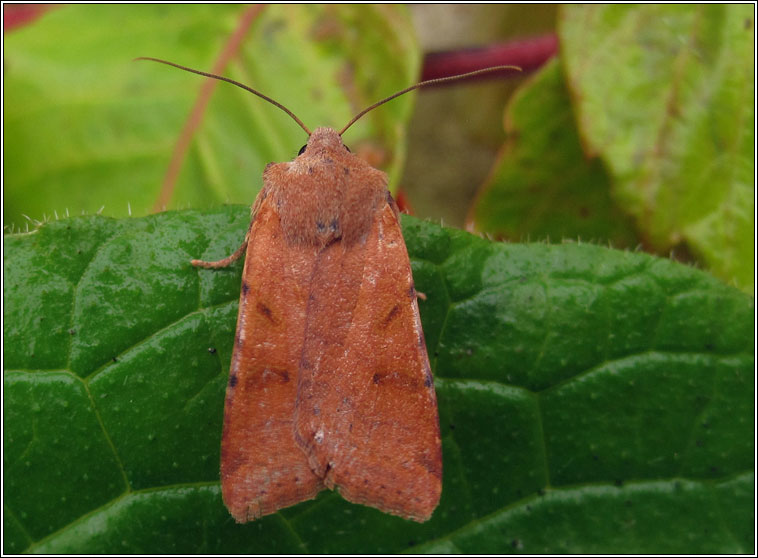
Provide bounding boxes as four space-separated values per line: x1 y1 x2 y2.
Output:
339 65 521 136
135 57 312 136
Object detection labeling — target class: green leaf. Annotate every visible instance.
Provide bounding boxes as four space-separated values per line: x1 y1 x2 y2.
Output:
560 4 754 292
3 4 419 228
469 58 639 247
4 208 753 553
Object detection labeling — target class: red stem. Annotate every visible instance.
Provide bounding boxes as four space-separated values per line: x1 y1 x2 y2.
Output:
421 34 558 83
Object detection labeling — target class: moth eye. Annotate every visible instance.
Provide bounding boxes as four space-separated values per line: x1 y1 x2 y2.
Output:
298 145 307 156
344 144 351 152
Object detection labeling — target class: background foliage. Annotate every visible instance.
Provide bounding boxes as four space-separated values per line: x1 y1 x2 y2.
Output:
3 4 755 554
4 4 419 225
471 4 754 292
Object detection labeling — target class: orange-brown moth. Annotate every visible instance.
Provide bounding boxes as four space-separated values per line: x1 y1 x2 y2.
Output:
139 58 518 523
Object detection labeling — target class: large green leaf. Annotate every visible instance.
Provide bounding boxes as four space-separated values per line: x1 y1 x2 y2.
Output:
3 4 419 228
560 4 754 291
4 208 753 553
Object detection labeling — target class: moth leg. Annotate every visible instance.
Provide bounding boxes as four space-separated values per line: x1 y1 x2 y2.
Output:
191 238 248 268
191 208 259 269
192 189 268 269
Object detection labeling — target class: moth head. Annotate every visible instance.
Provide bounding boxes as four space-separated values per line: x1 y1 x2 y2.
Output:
298 128 351 157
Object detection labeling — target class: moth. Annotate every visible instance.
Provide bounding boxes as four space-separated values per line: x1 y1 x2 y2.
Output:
139 58 517 522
